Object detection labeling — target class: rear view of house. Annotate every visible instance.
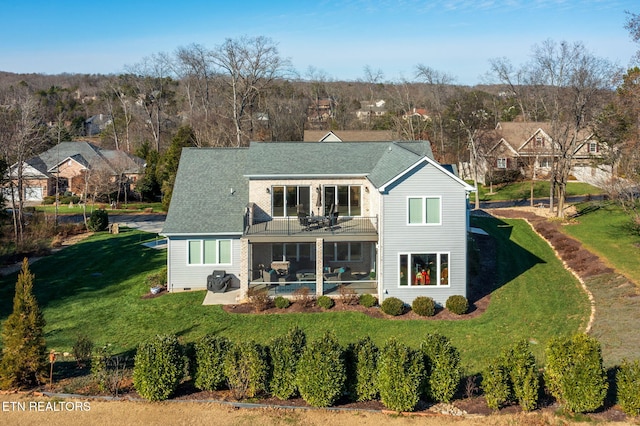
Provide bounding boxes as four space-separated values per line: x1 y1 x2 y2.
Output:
161 140 475 306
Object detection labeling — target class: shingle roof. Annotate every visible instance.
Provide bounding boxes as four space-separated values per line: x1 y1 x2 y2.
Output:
162 140 438 235
162 148 249 235
26 141 144 175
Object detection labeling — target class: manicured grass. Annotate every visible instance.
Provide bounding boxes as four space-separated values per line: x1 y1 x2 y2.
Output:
562 202 640 285
0 220 590 374
473 180 602 202
33 202 165 215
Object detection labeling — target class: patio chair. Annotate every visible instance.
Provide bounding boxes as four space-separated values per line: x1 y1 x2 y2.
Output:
298 212 311 231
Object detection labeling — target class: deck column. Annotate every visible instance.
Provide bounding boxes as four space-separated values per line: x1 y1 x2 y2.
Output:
240 238 249 300
315 238 324 296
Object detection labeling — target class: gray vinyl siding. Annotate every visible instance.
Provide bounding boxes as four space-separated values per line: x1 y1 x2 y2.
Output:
167 235 242 291
380 161 468 306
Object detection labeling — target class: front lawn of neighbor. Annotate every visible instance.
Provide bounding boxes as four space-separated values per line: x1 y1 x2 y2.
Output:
0 218 590 374
475 180 603 202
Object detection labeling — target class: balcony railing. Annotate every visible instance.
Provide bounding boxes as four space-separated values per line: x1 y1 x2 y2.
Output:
244 216 378 237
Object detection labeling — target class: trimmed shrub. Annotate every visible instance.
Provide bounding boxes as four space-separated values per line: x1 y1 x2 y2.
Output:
292 286 315 308
445 295 469 315
87 209 109 232
194 335 231 391
353 336 379 402
377 338 424 412
338 285 359 305
270 327 306 400
133 335 184 401
296 331 346 407
317 295 334 309
359 293 377 308
544 333 608 413
420 333 461 403
482 361 511 411
274 296 291 309
503 340 539 411
381 297 405 316
617 359 640 416
412 296 436 317
223 340 269 399
72 333 94 368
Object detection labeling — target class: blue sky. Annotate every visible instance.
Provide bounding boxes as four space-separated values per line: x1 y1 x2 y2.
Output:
0 0 637 85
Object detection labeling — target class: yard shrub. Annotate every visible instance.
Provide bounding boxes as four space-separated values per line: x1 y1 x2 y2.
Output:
296 331 346 407
420 333 461 403
317 295 334 309
377 338 424 412
273 296 291 309
616 359 640 416
133 334 184 401
338 285 359 305
87 209 109 232
247 287 270 312
445 295 468 315
352 336 379 401
381 297 405 316
412 296 436 317
503 340 539 411
91 343 128 397
223 340 269 399
292 286 315 308
482 361 511 411
544 333 608 413
270 326 306 400
359 293 377 308
194 335 231 391
72 333 94 368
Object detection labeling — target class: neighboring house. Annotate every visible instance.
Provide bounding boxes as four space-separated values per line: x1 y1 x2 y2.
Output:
5 141 145 202
356 99 387 121
161 140 475 306
467 122 611 186
307 98 334 123
84 114 113 136
303 130 396 142
402 108 430 121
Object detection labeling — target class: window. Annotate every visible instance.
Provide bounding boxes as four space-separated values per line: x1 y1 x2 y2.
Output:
539 157 552 168
188 239 231 265
323 185 362 216
399 253 449 287
324 242 363 262
272 185 310 217
497 158 507 169
272 243 314 262
589 142 599 153
534 136 544 147
408 196 441 225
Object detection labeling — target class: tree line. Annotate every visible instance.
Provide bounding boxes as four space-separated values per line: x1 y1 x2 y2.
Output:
1 12 640 239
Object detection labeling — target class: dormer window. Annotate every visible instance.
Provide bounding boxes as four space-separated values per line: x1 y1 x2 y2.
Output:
534 136 544 147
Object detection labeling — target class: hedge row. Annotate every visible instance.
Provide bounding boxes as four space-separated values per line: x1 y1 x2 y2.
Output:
132 332 640 416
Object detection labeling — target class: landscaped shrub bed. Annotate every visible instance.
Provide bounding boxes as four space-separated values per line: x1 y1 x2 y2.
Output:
412 296 436 317
76 329 639 417
380 297 404 316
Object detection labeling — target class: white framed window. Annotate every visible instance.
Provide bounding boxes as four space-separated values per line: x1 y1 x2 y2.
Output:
534 136 544 147
497 158 507 169
589 142 599 153
539 157 552 168
399 252 449 287
188 239 232 265
324 242 363 262
323 185 362 216
407 196 441 225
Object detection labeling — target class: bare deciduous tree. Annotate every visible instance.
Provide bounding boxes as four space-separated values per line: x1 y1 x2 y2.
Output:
209 36 291 146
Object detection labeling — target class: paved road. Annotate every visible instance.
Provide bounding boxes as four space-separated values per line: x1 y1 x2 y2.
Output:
58 213 166 234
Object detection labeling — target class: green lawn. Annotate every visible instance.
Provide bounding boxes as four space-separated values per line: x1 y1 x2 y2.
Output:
473 180 603 202
0 219 590 374
562 202 640 285
33 202 165 215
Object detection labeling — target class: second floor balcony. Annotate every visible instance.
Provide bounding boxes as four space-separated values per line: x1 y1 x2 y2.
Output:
244 215 378 240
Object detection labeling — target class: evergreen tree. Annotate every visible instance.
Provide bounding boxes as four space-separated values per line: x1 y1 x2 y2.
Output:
0 259 47 389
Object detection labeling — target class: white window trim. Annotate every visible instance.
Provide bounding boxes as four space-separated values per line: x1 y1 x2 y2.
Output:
407 195 442 226
398 252 451 288
187 239 232 266
497 158 507 169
